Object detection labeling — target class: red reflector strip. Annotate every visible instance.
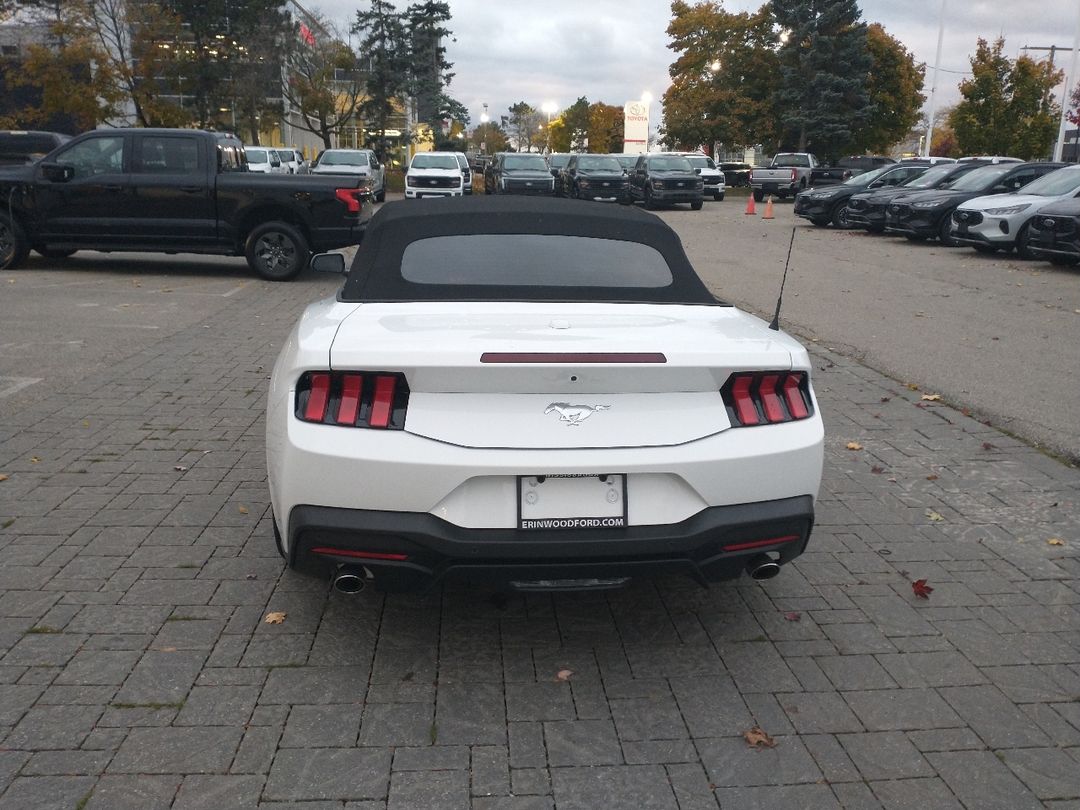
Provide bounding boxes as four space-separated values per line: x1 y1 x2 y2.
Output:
722 534 799 552
480 352 667 364
369 375 396 427
732 375 759 425
782 374 809 419
311 547 408 561
759 374 785 423
303 373 331 422
336 374 362 425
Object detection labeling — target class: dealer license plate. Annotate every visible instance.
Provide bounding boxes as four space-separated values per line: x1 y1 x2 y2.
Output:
518 474 627 530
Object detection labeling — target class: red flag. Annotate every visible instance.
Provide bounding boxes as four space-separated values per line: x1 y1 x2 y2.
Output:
299 23 315 46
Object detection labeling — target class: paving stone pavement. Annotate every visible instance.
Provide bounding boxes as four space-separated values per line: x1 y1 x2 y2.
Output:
0 275 1078 809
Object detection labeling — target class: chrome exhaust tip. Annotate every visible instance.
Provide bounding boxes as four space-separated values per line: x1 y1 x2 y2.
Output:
332 566 367 594
747 554 781 581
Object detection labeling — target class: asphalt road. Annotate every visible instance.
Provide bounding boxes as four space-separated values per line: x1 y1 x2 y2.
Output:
1 197 1078 461
660 197 1080 462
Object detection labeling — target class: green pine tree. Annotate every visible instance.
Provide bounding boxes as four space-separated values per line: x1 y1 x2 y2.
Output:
771 0 872 159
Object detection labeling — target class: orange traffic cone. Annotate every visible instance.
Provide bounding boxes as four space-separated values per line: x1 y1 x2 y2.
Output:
762 196 775 220
744 195 756 215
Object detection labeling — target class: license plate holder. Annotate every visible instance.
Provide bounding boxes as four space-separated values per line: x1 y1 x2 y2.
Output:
518 474 627 530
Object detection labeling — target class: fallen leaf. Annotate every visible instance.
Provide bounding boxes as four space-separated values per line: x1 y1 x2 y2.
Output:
846 441 863 451
1047 538 1065 546
926 474 939 481
914 402 928 409
29 456 40 463
926 510 944 521
264 611 286 624
982 442 996 451
871 466 885 474
0 474 7 482
556 669 574 681
783 612 801 622
912 579 934 599
906 383 920 391
238 505 249 514
743 726 777 749
82 420 90 428
920 394 942 402
173 465 188 472
880 396 891 403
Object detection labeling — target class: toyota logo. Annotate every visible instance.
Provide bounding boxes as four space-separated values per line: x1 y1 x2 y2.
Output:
624 101 648 117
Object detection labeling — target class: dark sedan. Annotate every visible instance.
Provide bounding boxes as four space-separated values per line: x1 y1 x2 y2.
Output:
1026 198 1080 266
845 162 988 232
794 163 930 228
558 154 630 203
885 162 1064 245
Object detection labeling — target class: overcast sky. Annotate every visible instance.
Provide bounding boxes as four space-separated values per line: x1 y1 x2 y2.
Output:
312 0 1076 131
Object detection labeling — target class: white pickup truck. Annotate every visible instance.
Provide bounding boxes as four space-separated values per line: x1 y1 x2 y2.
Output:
750 153 819 202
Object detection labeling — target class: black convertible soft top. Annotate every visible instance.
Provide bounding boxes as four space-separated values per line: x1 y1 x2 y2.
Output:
341 196 724 305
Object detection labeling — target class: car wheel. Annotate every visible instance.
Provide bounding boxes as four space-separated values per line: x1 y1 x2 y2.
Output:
831 202 852 229
644 187 656 210
34 246 77 259
753 190 764 202
716 193 724 201
938 213 957 247
691 200 703 211
0 213 29 270
1015 223 1035 260
245 221 309 282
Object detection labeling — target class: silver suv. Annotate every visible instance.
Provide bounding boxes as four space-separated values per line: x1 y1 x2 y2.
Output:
311 148 386 201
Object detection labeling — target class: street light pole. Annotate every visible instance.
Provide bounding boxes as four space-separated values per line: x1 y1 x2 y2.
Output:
924 0 947 158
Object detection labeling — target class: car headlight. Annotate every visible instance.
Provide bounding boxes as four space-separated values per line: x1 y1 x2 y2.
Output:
405 175 416 187
984 203 1031 215
910 200 942 208
811 190 839 199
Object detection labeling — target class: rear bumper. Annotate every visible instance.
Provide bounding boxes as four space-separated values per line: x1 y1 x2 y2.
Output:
287 495 815 591
308 222 368 251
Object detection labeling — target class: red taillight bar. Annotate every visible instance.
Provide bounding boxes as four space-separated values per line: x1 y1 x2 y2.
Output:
722 535 800 552
480 352 667 364
296 371 408 429
334 187 365 214
721 371 813 427
369 375 396 428
303 373 331 422
311 546 408 561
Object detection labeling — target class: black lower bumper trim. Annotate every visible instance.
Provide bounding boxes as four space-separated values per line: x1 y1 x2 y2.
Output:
287 496 815 592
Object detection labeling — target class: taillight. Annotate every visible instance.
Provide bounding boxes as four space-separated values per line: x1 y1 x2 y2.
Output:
790 168 797 184
295 371 409 429
721 371 813 427
334 188 367 214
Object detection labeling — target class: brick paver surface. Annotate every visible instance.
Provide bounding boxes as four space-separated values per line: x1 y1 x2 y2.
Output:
0 274 1078 809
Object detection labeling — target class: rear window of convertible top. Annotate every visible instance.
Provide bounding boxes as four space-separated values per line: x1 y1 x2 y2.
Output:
400 234 673 288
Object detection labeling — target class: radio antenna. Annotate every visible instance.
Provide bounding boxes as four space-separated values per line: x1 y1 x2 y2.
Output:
768 227 797 331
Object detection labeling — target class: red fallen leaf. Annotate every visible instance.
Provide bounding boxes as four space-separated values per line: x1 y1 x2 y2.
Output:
981 442 996 451
912 579 934 599
871 466 885 474
743 726 777 749
783 611 801 622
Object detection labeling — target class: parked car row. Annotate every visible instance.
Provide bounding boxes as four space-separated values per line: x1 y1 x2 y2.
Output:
793 158 1080 267
477 152 722 211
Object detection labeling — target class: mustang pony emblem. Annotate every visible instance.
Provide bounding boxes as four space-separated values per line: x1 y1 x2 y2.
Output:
545 403 611 426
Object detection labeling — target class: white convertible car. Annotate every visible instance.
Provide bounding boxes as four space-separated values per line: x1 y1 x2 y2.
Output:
266 197 824 593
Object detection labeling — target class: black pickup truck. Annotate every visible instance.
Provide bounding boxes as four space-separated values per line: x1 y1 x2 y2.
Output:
0 128 373 280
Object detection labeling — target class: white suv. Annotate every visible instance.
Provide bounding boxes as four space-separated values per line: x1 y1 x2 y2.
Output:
406 151 466 199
